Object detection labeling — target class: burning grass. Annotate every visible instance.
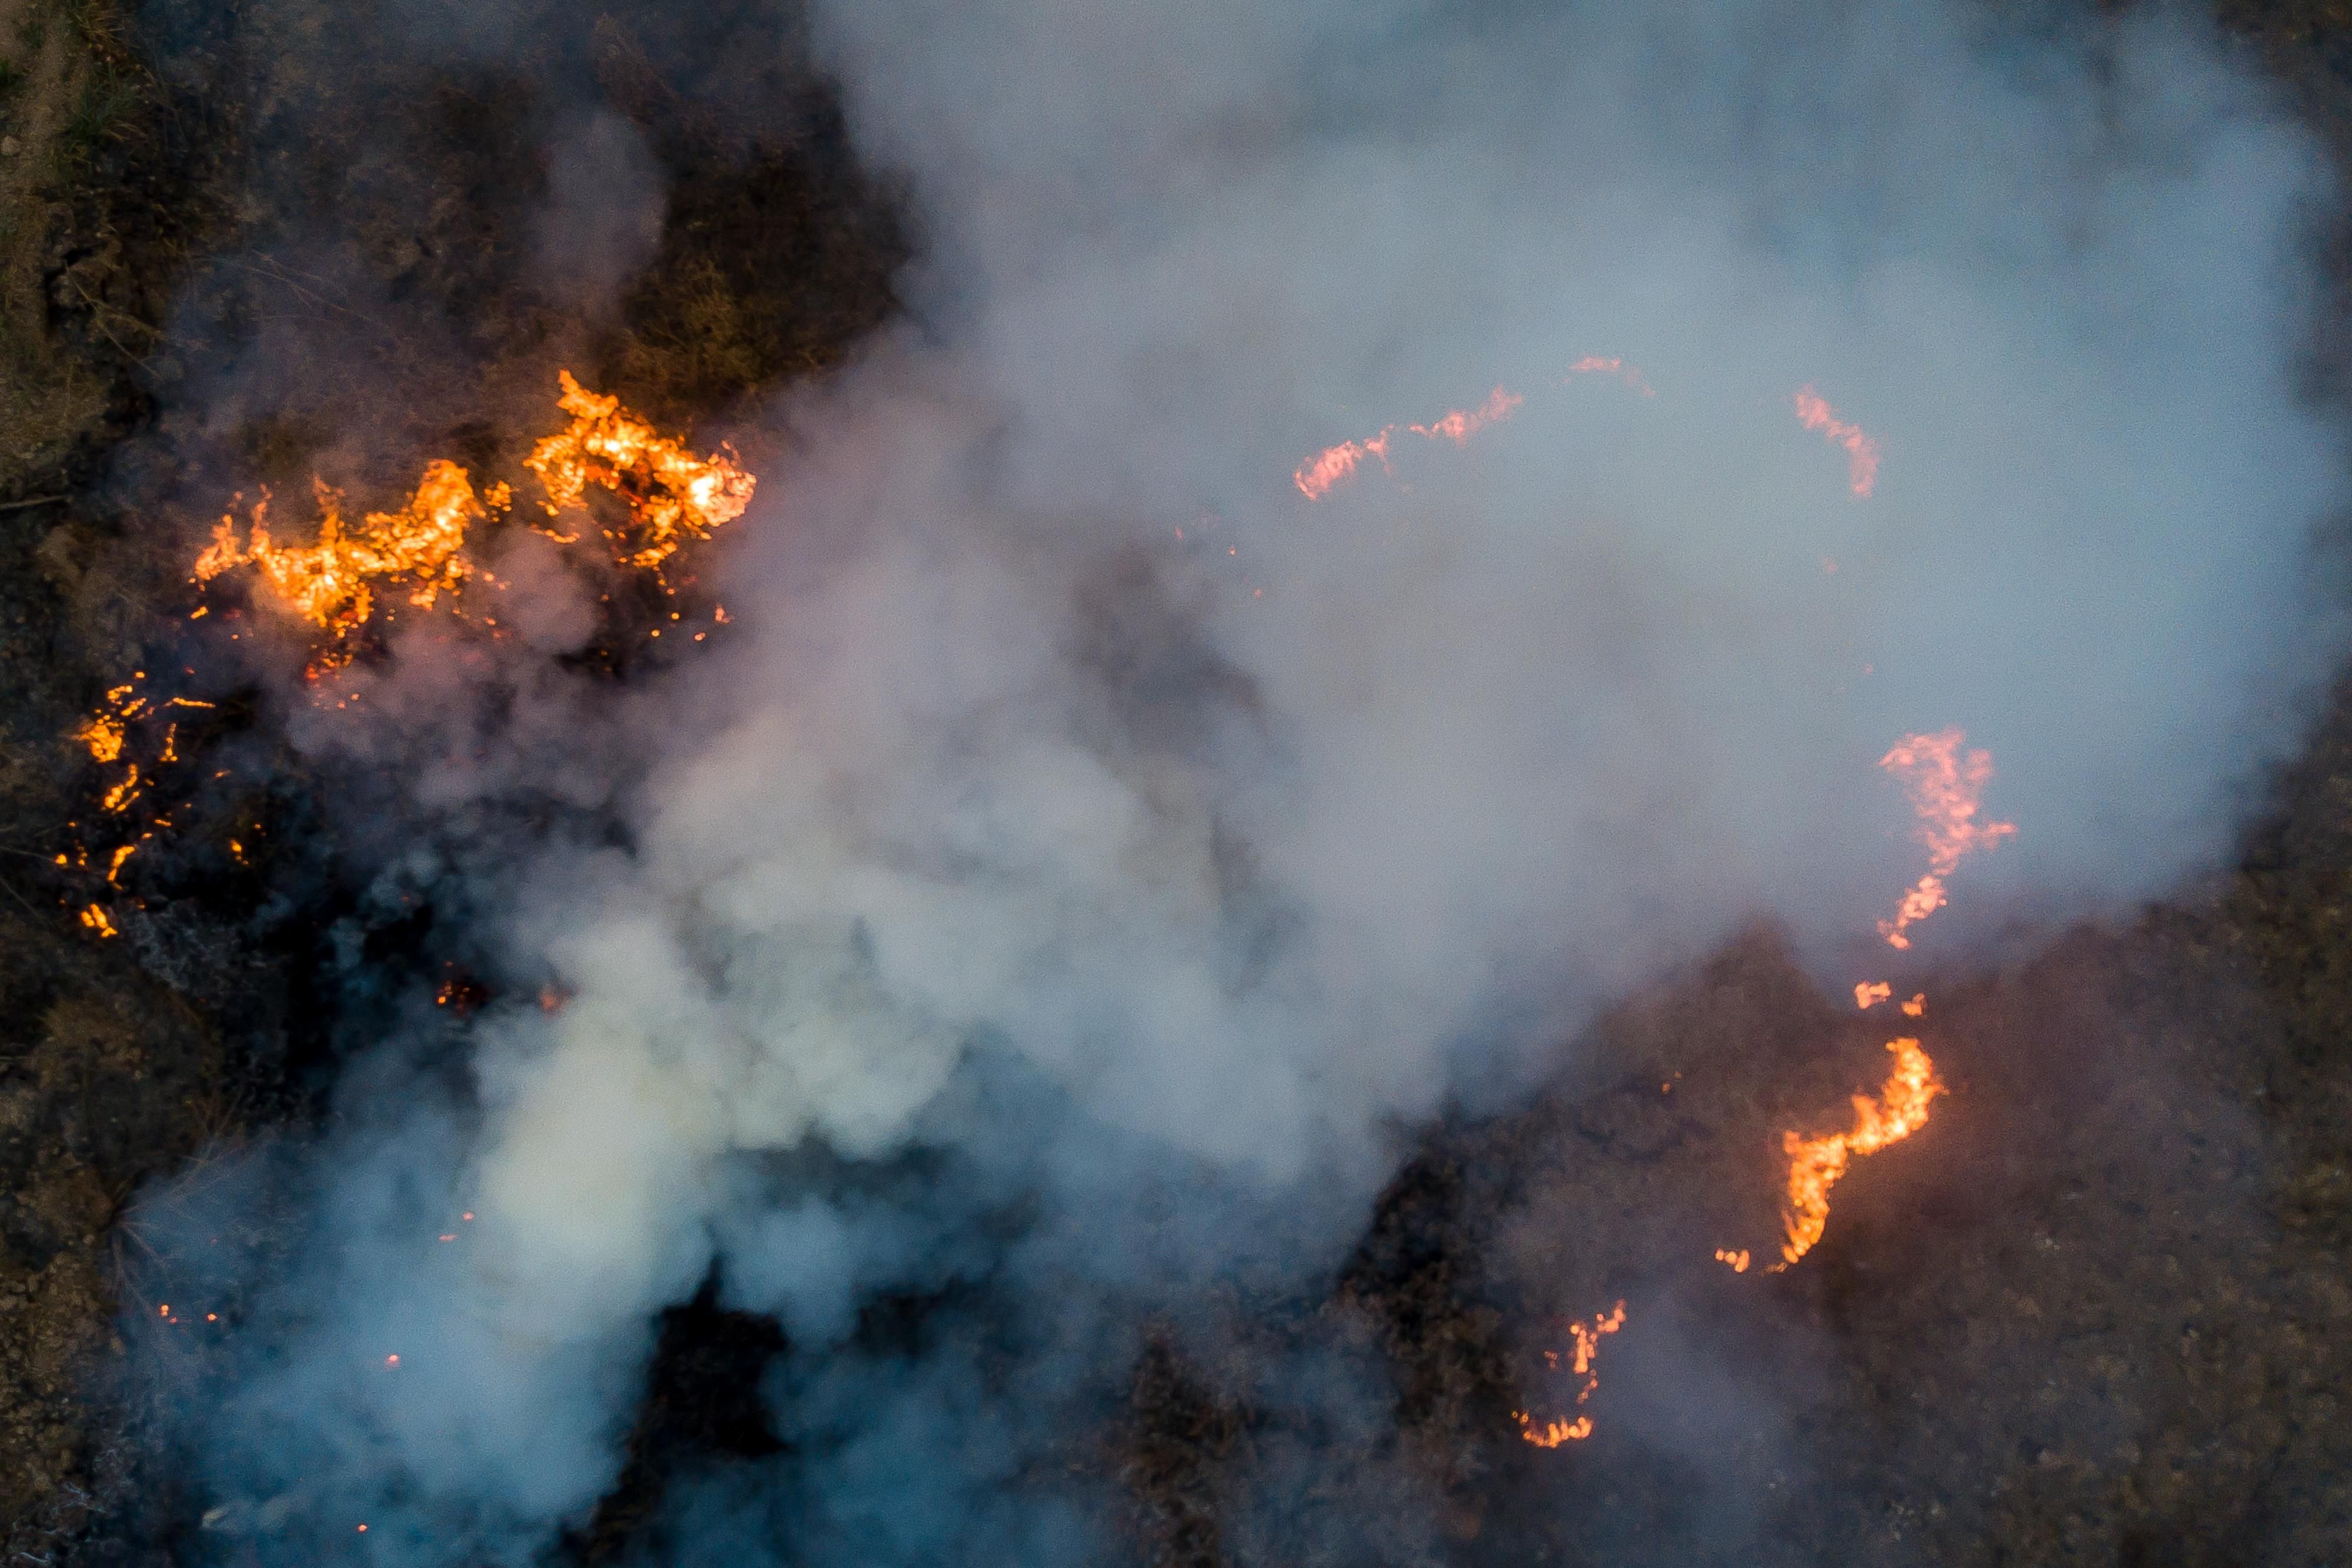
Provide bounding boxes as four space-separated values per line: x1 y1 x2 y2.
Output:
188 370 752 661
7 1 2352 1564
0 1 883 1550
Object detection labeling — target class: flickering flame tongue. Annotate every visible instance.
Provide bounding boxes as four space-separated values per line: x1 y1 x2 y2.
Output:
189 372 754 658
1792 385 1880 498
1875 729 2016 951
525 371 756 571
1292 385 1524 500
65 372 757 944
1297 363 1871 506
193 462 494 660
1407 385 1522 444
1762 728 2007 1270
1774 1037 1943 1268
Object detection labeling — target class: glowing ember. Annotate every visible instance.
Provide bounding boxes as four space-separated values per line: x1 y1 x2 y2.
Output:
1774 1037 1942 1268
1714 1248 1751 1273
1854 981 1892 1009
100 766 142 814
1514 1300 1625 1447
525 370 757 572
1875 729 2016 951
1515 1413 1594 1447
1793 385 1880 498
76 700 131 763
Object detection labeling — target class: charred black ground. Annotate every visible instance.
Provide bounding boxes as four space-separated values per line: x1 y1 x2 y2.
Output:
3 2 2352 1565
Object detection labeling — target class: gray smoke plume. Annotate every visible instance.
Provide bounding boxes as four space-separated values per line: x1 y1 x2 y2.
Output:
155 1 2347 1562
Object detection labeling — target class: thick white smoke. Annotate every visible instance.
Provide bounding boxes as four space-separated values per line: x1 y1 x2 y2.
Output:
178 2 2347 1561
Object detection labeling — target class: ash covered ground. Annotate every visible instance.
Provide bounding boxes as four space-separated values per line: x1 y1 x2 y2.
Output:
2 1 2352 1565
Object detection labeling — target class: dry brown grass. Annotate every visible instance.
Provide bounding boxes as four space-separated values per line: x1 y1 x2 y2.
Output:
0 0 112 489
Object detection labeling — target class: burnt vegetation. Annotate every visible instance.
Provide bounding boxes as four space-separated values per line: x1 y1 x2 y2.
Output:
2 1 2352 1565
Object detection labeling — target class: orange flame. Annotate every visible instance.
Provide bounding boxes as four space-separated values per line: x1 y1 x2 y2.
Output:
101 765 142 814
193 462 493 659
1293 439 1369 501
524 371 756 572
1294 386 1522 500
1742 734 2003 1275
189 372 750 653
76 711 128 764
1565 356 1655 396
75 681 151 768
1773 1037 1942 1268
1714 1248 1750 1273
1408 385 1522 445
1515 1301 1625 1447
1793 385 1880 498
1875 729 2014 950
1514 1413 1593 1447
67 373 756 933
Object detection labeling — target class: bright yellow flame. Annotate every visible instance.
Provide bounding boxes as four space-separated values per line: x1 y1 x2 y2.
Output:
193 462 490 657
72 375 757 915
524 371 757 572
186 372 751 654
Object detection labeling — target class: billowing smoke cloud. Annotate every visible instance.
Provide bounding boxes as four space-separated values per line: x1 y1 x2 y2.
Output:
154 1 2347 1561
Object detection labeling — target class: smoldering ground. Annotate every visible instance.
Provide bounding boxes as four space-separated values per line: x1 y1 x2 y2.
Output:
109 0 2352 1564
